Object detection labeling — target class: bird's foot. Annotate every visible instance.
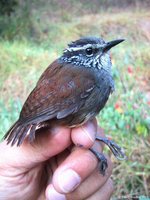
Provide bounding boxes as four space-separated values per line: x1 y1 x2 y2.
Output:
90 148 108 175
96 136 127 160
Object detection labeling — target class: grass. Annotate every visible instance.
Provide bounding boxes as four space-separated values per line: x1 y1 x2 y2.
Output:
110 132 150 198
0 2 150 198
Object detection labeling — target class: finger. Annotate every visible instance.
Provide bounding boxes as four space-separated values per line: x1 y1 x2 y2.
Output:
66 155 113 200
46 185 66 200
45 124 106 175
52 147 98 194
45 178 114 200
71 118 97 148
51 125 108 194
46 177 114 200
86 178 114 200
0 126 71 168
51 135 108 195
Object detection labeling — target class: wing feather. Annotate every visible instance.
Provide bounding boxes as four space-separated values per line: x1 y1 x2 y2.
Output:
4 60 96 145
19 60 96 125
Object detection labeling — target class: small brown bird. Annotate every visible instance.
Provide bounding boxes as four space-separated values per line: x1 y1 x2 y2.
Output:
4 36 126 174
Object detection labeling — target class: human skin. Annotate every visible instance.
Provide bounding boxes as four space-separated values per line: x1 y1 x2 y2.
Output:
0 119 114 200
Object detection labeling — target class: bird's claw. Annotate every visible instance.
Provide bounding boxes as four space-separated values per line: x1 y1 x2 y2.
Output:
95 136 127 160
108 140 126 160
90 148 108 175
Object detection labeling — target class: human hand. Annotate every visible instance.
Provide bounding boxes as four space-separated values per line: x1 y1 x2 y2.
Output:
0 119 114 200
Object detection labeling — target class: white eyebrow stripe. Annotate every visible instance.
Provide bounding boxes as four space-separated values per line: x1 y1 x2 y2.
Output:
64 43 103 52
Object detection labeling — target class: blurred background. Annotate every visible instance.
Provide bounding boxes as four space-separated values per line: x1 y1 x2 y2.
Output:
0 0 150 199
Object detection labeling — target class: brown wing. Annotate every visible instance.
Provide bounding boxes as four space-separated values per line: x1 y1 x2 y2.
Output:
5 59 96 146
19 60 96 125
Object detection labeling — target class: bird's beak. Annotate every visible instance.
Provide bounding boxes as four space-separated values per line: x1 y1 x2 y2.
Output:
103 39 125 52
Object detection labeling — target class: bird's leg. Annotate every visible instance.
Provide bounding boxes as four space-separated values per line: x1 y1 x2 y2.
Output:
89 137 126 175
95 136 126 160
89 148 108 175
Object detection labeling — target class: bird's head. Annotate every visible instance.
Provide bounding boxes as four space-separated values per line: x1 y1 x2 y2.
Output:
60 36 124 72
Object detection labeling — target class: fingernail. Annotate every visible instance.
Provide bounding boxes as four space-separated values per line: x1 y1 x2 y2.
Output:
58 169 81 193
46 185 66 200
81 121 96 142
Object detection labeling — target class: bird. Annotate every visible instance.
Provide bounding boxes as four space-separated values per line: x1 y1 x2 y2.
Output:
4 36 126 174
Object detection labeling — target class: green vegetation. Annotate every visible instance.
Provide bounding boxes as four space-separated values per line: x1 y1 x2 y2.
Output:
0 0 150 198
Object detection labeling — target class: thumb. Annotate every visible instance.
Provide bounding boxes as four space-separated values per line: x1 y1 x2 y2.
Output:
0 126 71 169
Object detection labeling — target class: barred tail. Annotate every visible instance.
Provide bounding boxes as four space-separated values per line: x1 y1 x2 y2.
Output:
3 121 37 146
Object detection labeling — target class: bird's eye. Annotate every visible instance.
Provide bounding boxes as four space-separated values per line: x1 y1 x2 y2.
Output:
85 47 93 56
